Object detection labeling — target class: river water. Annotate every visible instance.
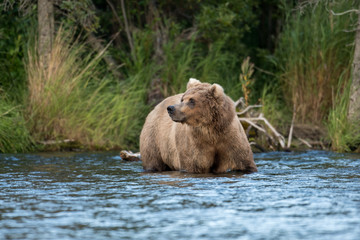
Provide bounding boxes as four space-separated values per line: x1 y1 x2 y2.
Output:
0 151 359 240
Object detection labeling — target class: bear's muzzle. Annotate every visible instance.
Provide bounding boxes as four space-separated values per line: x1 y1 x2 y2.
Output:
167 105 186 123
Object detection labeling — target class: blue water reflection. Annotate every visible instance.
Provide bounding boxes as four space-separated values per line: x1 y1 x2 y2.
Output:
0 151 359 239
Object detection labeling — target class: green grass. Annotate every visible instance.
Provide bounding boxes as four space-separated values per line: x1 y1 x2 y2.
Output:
326 74 360 152
25 27 150 150
275 1 355 124
260 84 290 130
0 96 34 153
128 24 243 100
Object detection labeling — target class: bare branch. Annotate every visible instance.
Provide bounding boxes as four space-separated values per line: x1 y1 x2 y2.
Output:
237 105 262 115
1 0 15 11
240 119 267 134
287 106 296 148
343 28 360 33
330 9 359 16
106 0 124 29
120 0 136 61
254 66 276 76
239 115 286 148
234 97 245 109
297 138 312 148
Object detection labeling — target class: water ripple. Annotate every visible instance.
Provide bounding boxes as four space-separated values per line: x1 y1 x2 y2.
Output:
0 151 359 239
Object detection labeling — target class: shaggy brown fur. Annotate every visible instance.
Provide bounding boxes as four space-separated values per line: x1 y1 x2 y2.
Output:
140 78 257 174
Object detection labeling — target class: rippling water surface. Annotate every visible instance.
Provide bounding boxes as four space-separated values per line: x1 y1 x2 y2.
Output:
1 151 360 239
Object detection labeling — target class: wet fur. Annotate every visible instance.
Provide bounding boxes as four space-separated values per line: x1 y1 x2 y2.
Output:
140 79 257 174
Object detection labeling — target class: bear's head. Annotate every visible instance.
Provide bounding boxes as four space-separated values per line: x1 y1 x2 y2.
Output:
167 78 227 127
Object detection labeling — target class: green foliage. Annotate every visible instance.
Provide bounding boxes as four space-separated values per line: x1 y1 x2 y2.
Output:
25 27 148 150
326 75 360 152
161 37 196 95
260 84 289 130
194 41 240 99
59 0 100 32
239 57 255 105
1 0 359 152
0 7 33 103
275 0 356 124
125 23 243 100
195 0 258 55
0 95 34 153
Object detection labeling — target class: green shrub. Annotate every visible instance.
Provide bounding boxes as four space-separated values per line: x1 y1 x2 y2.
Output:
0 96 34 153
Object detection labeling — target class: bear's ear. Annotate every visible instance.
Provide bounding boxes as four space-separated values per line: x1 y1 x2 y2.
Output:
210 83 224 101
187 78 201 90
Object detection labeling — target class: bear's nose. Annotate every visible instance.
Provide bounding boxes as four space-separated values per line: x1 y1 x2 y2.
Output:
167 105 175 114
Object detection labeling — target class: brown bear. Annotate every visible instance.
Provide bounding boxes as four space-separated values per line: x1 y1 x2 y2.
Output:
140 78 257 174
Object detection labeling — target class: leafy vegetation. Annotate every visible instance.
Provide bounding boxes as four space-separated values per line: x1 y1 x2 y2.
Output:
275 0 355 124
25 27 149 150
0 0 359 152
327 75 360 152
0 95 34 153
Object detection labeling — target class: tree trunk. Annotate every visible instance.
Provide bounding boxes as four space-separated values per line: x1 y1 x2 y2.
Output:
38 0 54 70
348 12 360 123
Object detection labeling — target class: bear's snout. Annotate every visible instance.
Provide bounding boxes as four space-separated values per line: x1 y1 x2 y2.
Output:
167 105 175 114
167 105 186 123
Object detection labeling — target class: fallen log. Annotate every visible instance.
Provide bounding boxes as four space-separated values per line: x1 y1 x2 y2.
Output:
120 150 141 161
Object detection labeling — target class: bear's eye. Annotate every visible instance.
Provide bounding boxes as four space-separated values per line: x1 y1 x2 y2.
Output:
188 98 195 107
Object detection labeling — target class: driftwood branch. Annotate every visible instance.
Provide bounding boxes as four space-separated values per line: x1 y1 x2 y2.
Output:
287 106 296 148
234 97 246 109
237 105 262 115
330 9 359 16
238 114 286 149
297 138 312 148
120 150 141 161
240 118 276 144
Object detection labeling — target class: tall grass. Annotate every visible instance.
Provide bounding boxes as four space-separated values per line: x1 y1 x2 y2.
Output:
25 27 148 149
276 1 355 124
0 95 34 153
161 37 197 96
130 23 242 100
260 84 290 130
327 74 360 152
195 41 240 99
161 38 240 99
